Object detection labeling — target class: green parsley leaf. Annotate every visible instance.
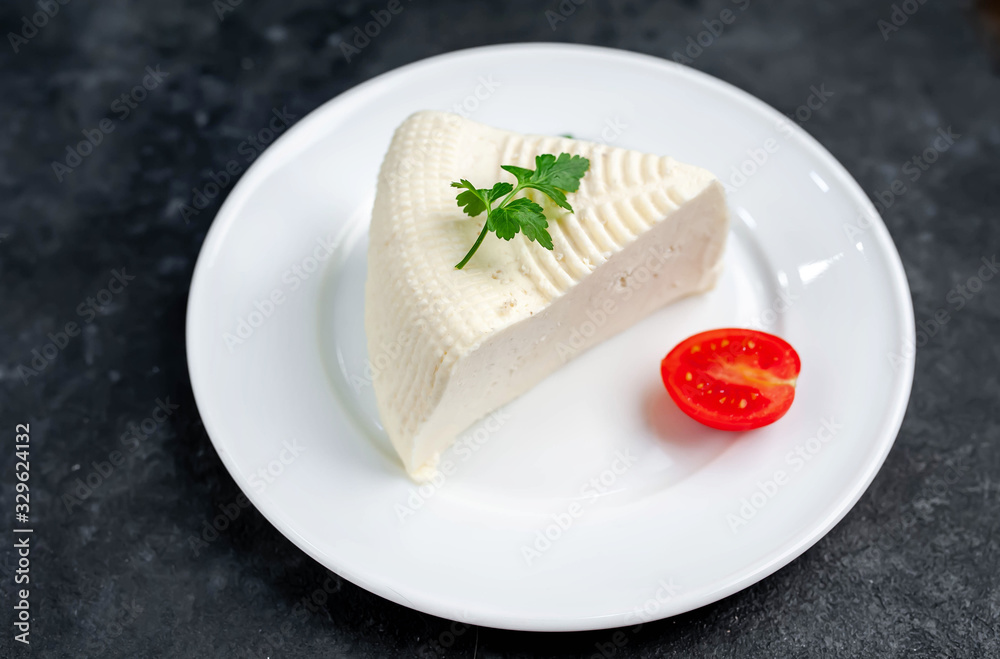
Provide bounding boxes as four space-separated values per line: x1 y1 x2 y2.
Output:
516 206 554 250
451 179 488 217
533 153 590 192
452 152 590 269
451 180 513 217
487 181 514 202
489 198 546 241
498 165 534 184
523 182 571 211
500 152 590 211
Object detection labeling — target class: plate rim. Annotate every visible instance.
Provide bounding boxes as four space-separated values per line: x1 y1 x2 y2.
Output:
185 42 916 631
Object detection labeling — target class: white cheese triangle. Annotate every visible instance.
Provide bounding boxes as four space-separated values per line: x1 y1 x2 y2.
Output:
365 111 729 479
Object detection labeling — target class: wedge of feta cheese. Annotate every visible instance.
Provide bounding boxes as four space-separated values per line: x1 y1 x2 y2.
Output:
366 111 729 480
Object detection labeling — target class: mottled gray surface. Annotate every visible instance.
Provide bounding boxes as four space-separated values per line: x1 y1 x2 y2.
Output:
1 0 998 657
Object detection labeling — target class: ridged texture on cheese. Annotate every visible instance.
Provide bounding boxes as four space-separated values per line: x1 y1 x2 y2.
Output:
366 111 728 478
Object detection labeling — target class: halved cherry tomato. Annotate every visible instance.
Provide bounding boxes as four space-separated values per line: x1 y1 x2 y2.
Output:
660 328 801 431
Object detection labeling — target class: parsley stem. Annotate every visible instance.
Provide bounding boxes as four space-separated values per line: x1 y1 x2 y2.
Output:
454 183 525 269
455 221 490 269
498 183 525 209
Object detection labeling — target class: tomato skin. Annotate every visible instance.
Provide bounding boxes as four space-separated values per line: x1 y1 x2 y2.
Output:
660 329 801 431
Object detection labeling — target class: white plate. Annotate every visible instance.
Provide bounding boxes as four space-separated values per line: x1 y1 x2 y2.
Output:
186 44 914 631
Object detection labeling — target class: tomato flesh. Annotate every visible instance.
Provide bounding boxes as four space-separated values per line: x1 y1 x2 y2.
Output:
660 329 801 431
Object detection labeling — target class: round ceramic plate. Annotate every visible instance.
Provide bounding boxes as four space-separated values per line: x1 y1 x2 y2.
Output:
186 44 914 631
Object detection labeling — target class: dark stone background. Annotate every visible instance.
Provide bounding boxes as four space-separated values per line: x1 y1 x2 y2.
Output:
1 0 998 657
